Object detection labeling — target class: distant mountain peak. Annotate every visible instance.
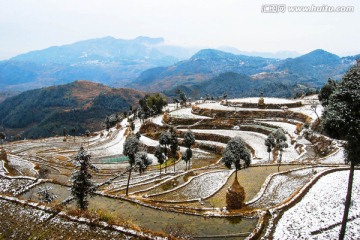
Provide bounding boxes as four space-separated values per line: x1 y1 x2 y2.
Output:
302 49 340 58
296 49 340 65
191 49 235 60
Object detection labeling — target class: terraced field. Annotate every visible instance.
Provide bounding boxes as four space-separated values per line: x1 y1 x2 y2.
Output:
1 97 354 239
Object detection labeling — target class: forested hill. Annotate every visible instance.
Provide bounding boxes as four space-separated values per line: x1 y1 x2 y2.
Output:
163 72 315 99
0 80 146 139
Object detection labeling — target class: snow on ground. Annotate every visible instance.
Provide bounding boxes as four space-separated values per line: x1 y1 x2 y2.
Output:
291 104 324 121
180 170 232 200
249 167 330 208
7 155 38 176
182 129 285 163
89 129 126 156
140 135 159 147
163 103 177 112
89 118 130 156
0 161 7 174
109 172 164 190
196 98 324 123
260 121 298 138
228 97 299 104
195 139 227 148
321 147 346 165
169 108 211 119
140 135 187 153
156 170 232 201
151 115 164 126
274 170 360 240
0 199 131 239
0 178 33 194
87 133 102 144
198 102 282 112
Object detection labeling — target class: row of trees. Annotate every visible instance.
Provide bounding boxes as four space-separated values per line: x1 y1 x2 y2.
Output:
155 128 196 174
123 135 153 195
123 128 196 195
264 128 288 171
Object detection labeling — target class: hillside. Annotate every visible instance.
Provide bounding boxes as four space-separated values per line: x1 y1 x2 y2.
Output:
0 36 181 91
164 72 311 99
0 91 19 103
0 80 146 139
129 49 277 91
129 49 358 92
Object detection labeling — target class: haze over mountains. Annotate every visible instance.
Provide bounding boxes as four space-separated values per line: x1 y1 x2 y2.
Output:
0 36 186 91
1 36 358 94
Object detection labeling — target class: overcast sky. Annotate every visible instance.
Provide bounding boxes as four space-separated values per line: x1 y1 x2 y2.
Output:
0 0 359 60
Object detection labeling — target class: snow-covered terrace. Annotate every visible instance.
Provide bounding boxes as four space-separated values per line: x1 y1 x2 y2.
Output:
169 108 211 119
274 170 360 239
228 97 299 104
180 129 300 163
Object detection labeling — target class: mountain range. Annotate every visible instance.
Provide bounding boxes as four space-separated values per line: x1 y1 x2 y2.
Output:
128 49 358 93
1 36 358 95
0 36 187 91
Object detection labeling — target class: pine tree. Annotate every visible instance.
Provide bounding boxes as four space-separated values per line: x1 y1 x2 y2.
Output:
319 78 337 106
159 131 171 172
322 61 360 240
70 147 97 210
183 130 195 169
155 145 165 177
134 151 152 175
264 134 275 161
222 137 251 178
272 129 288 171
182 148 192 171
123 135 140 195
169 127 179 172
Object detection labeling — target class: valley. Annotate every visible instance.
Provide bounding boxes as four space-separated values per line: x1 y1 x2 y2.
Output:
1 95 358 239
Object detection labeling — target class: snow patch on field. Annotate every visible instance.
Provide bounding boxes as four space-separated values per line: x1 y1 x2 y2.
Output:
198 102 282 112
0 160 8 174
291 105 324 121
170 108 211 119
228 97 298 104
181 170 232 200
185 129 299 163
249 167 330 208
151 115 164 126
321 148 346 164
139 135 158 147
261 121 298 137
7 155 38 176
274 170 360 240
0 178 33 194
156 170 232 201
